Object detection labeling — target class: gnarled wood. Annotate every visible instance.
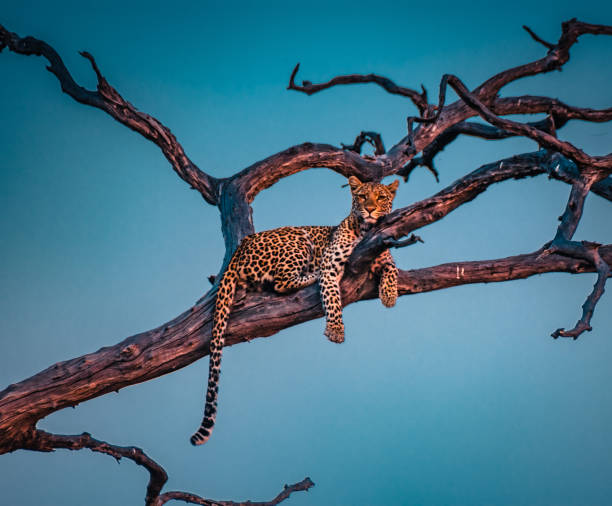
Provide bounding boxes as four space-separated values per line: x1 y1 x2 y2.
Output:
1 16 611 506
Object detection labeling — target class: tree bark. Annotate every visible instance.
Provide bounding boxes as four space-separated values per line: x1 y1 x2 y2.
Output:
1 17 611 506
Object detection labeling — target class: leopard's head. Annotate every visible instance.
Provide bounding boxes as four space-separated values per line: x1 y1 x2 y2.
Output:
348 176 399 225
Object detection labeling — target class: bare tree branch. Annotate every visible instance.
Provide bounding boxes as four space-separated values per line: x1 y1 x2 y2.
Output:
433 74 612 172
2 146 609 453
398 117 559 181
155 478 314 506
22 429 313 506
0 25 219 204
400 97 612 181
549 242 611 339
342 131 386 156
352 151 557 270
3 242 611 457
536 174 612 338
475 19 612 101
27 430 168 505
287 62 430 115
2 17 612 505
424 74 612 338
231 143 388 201
522 25 555 50
397 246 612 295
385 19 612 169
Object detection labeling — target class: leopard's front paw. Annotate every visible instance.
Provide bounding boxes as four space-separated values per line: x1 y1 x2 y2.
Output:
324 324 345 343
379 269 398 308
379 286 397 308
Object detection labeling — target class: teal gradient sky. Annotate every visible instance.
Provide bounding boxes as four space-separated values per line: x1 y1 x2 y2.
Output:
1 1 612 505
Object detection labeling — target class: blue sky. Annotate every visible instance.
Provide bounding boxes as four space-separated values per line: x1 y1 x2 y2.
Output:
1 1 612 505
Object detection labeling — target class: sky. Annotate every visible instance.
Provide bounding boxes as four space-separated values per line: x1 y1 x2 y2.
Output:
1 1 612 505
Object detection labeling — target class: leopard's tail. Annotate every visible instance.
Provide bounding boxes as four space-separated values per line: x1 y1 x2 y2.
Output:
190 268 238 446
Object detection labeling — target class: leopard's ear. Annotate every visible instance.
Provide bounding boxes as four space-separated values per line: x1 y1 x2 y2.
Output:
348 176 363 192
387 180 399 195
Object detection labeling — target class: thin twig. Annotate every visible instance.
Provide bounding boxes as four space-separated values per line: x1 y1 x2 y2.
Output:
523 25 555 50
341 131 386 155
156 478 315 506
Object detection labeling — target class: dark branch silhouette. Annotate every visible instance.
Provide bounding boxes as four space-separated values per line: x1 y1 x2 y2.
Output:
1 17 611 505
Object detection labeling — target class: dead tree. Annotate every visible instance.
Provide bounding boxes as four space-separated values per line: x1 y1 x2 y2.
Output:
1 18 611 505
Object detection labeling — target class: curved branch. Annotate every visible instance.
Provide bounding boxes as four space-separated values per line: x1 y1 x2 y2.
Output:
23 429 313 506
27 430 168 505
0 25 219 204
400 96 612 180
398 117 559 181
385 19 612 169
475 19 612 101
438 74 612 172
287 62 429 114
231 143 388 202
342 131 386 156
549 242 610 339
537 175 611 338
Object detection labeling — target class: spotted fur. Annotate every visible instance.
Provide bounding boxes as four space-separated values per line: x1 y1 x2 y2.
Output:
190 176 399 445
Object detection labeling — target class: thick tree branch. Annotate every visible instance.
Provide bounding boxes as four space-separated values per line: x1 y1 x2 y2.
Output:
2 17 612 505
231 143 388 202
3 148 608 454
397 246 612 294
352 151 557 271
0 25 219 204
3 243 611 455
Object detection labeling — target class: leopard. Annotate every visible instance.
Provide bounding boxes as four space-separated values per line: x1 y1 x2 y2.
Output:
190 176 400 445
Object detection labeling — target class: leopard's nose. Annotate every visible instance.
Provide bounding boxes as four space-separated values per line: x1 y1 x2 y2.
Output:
365 203 376 213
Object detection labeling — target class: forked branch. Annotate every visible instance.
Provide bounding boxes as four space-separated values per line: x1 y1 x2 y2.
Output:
0 25 218 204
431 73 612 172
25 429 313 506
386 18 612 168
342 131 386 156
541 177 612 338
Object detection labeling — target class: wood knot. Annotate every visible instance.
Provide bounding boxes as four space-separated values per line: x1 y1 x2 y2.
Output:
120 344 139 360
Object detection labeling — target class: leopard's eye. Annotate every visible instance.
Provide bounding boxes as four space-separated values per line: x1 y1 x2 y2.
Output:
377 195 387 201
357 194 366 201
